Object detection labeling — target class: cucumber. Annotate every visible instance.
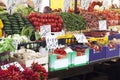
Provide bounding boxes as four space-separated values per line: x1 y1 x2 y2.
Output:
4 22 11 25
12 30 20 34
4 30 13 35
4 24 11 27
12 27 20 30
3 26 11 30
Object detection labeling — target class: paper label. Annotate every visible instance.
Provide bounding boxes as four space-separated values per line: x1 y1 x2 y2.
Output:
46 35 58 49
99 20 107 30
74 33 88 43
1 62 24 71
40 25 51 37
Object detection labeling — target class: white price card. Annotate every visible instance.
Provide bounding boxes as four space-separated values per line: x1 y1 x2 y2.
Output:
1 62 24 71
81 0 91 10
74 33 88 43
40 25 51 37
99 20 107 30
46 35 58 49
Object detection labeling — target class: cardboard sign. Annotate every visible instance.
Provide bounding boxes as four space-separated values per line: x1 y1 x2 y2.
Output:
46 35 58 49
40 25 51 37
74 33 88 43
1 62 24 71
99 20 107 30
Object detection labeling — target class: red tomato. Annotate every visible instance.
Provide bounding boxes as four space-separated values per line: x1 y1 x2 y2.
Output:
39 23 43 26
37 18 41 22
33 21 39 26
58 23 62 27
52 27 57 32
51 19 54 22
58 18 63 23
56 27 60 32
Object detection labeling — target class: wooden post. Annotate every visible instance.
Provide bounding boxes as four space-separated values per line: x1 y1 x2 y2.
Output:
74 0 77 14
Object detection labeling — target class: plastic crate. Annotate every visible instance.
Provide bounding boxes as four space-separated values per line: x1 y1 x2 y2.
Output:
105 44 119 59
49 52 72 71
70 48 89 67
89 46 106 63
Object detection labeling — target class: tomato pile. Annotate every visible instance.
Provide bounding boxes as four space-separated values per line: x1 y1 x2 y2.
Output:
54 48 67 59
27 12 63 32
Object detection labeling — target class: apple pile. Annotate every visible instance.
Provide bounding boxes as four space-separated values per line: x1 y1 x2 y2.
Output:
27 12 63 32
54 48 67 59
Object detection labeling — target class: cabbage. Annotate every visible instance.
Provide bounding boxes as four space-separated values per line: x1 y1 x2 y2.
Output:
13 4 34 16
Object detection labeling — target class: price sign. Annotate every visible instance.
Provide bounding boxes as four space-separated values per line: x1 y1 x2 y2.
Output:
46 35 58 49
99 20 107 30
1 62 24 71
81 0 91 10
40 25 51 37
74 33 88 43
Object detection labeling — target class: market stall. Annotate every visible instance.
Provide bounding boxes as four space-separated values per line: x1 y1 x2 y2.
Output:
1 0 120 80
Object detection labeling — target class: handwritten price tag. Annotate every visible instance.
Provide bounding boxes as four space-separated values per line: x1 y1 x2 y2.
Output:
99 20 107 30
74 33 88 43
40 25 51 37
1 62 24 71
46 35 58 49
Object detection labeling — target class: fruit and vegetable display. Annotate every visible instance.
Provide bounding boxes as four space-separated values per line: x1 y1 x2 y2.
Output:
0 19 3 38
54 48 67 59
27 12 63 32
87 1 103 12
99 10 119 26
7 34 30 44
21 25 35 39
0 63 48 80
13 48 47 60
80 11 105 29
0 38 15 53
0 13 33 35
59 12 86 31
83 30 118 37
71 45 86 56
14 4 34 17
0 38 15 64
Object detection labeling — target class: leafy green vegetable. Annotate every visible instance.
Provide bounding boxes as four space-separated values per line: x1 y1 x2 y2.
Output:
14 4 34 16
59 12 86 31
0 38 16 53
21 25 35 39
